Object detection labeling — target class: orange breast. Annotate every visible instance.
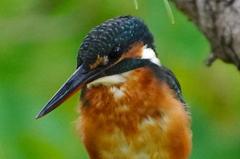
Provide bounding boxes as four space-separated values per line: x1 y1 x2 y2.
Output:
78 67 191 159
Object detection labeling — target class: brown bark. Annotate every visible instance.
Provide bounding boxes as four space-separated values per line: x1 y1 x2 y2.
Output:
170 0 240 70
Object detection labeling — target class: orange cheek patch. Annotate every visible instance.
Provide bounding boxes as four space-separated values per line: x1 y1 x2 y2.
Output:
122 42 144 59
89 42 144 70
89 55 105 69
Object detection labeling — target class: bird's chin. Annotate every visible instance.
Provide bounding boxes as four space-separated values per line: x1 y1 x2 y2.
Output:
87 71 132 88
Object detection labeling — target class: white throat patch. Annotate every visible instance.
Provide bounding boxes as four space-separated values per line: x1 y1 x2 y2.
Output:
141 46 161 65
87 72 130 88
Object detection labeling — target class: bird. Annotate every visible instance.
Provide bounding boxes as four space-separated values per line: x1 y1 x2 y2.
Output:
36 15 192 159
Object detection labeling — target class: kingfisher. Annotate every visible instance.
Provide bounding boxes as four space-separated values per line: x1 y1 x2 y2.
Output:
36 15 192 159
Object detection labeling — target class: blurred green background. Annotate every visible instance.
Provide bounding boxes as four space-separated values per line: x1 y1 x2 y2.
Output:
1 0 240 158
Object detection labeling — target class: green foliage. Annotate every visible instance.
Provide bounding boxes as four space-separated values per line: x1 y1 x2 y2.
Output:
1 0 240 158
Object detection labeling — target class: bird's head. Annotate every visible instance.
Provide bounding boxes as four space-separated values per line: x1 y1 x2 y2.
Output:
36 15 160 119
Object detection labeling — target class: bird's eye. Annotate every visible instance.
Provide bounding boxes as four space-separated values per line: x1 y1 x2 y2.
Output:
109 46 123 59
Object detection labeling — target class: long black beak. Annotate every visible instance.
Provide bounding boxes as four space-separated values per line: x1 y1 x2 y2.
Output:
36 65 105 119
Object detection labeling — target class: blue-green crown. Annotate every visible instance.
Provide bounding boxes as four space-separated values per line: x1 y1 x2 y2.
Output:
77 15 154 70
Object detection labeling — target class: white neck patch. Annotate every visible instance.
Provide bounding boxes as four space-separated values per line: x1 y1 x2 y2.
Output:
141 45 161 66
87 72 130 88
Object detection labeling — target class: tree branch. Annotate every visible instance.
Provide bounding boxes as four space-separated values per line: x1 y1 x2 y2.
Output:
170 0 240 70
